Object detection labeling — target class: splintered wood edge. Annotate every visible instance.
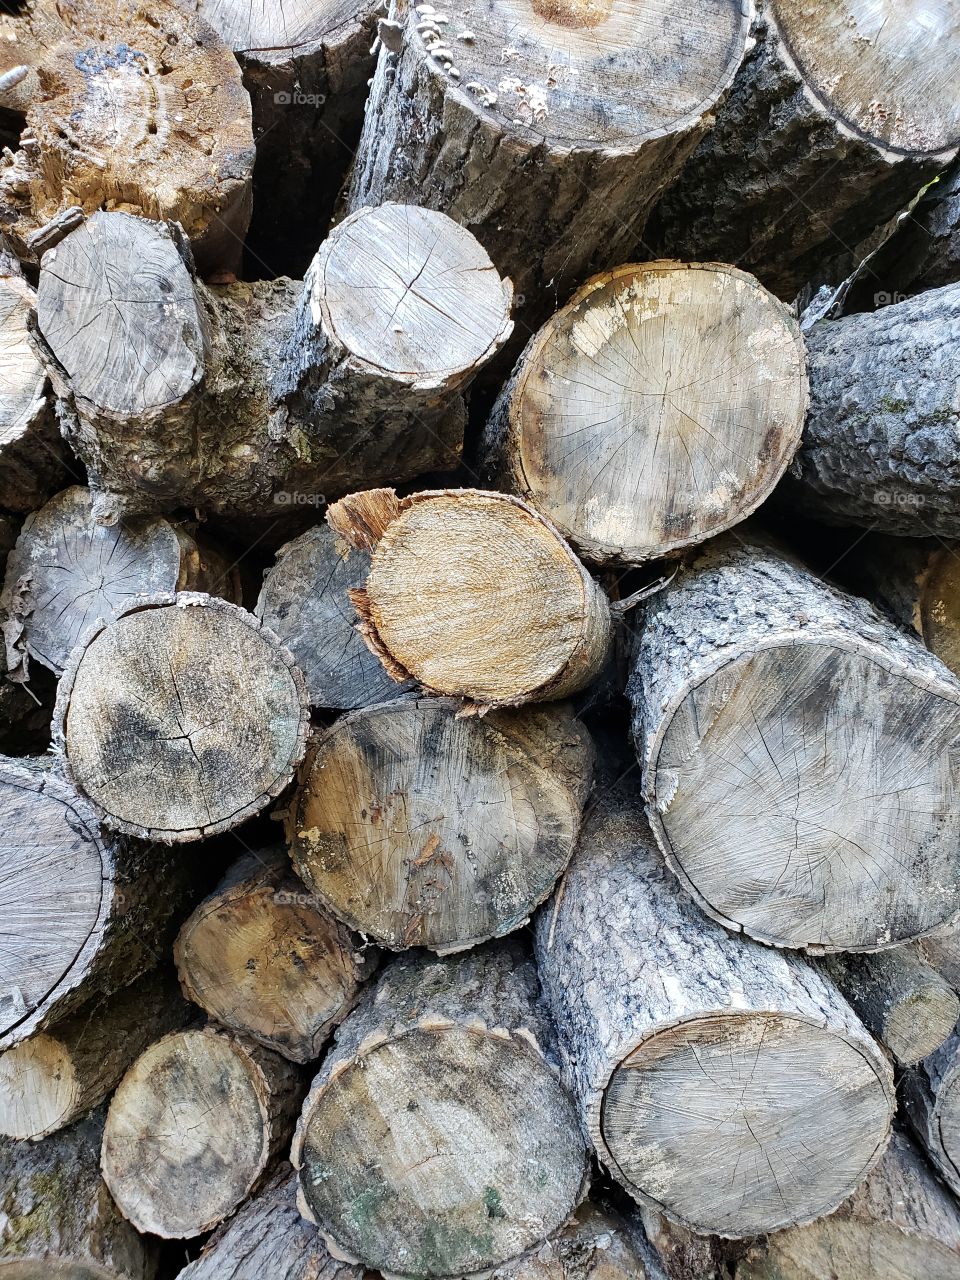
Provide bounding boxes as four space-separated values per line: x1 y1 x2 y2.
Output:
52 591 311 843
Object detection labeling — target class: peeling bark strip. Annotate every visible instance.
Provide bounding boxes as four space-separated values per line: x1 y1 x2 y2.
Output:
649 2 960 301
630 535 960 953
53 593 310 842
0 755 201 1051
534 791 895 1238
491 1202 649 1280
33 206 512 523
175 849 374 1064
0 0 254 276
345 0 752 315
0 1106 159 1279
483 262 807 565
903 1031 960 1200
286 697 593 952
0 967 189 1141
328 489 611 707
291 944 590 1278
101 1026 305 1239
1 486 242 678
783 283 960 534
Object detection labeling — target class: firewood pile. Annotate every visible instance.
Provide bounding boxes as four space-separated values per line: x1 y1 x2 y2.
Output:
1 0 959 1277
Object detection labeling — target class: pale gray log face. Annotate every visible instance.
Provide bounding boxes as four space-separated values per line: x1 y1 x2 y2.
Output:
195 0 363 52
0 272 46 443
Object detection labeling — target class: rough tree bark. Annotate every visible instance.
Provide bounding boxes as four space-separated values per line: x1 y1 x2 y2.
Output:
327 488 611 709
101 1026 305 1239
255 524 405 711
344 0 751 331
291 943 590 1279
482 261 807 565
630 534 960 952
782 283 960 534
285 696 593 952
0 0 254 276
53 593 310 842
33 206 512 523
648 2 960 301
0 966 190 1140
903 1030 960 1199
1 485 242 679
0 1106 159 1279
174 849 374 1063
0 755 202 1051
534 788 896 1238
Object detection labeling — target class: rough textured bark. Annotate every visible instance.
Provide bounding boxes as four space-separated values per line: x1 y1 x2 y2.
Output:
33 206 512 523
491 1202 650 1280
0 0 254 276
0 755 203 1051
175 849 374 1063
327 488 611 709
0 1106 159 1279
648 3 959 301
903 1029 960 1199
286 696 593 952
53 593 310 842
344 0 752 329
630 534 960 953
0 966 190 1140
781 283 960 534
534 788 895 1238
1 486 242 678
820 949 959 1066
860 160 960 300
255 524 405 710
482 261 807 565
101 1026 305 1239
291 943 590 1278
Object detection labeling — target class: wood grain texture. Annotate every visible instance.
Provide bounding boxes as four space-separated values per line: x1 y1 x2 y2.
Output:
903 1029 960 1199
175 849 373 1063
286 696 593 951
101 1026 305 1239
53 593 310 842
631 534 960 952
535 788 895 1238
491 1202 649 1280
484 262 807 564
291 944 590 1278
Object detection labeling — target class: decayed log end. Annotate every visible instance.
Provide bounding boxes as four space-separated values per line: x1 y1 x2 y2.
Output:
0 0 254 276
286 697 593 952
329 488 612 707
485 261 808 565
491 1202 649 1279
53 593 310 842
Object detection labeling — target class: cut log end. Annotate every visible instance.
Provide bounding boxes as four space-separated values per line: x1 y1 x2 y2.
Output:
0 1033 78 1140
194 0 362 55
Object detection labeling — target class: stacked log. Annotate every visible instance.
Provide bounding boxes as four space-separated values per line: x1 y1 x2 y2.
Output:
855 159 960 302
903 1030 960 1198
491 1202 650 1280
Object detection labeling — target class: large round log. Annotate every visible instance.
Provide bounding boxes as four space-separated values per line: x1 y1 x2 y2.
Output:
344 0 751 328
101 1026 305 1239
649 2 960 301
0 1107 159 1279
174 849 373 1063
1 486 242 678
0 756 201 1051
286 697 593 951
483 262 807 565
903 1029 960 1198
0 0 254 275
535 789 896 1238
53 593 309 842
327 488 611 709
630 534 960 952
291 943 590 1278
34 206 512 522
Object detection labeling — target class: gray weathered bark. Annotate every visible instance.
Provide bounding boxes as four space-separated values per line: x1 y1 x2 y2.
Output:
903 1029 960 1199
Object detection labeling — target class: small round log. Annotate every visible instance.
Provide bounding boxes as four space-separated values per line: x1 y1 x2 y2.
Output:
1 486 242 677
0 1106 159 1279
53 593 310 842
291 943 590 1278
903 1029 960 1199
101 1026 305 1239
174 849 373 1063
535 788 896 1238
327 488 611 708
492 1202 649 1280
484 262 807 565
630 534 960 952
0 967 189 1140
286 696 593 951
